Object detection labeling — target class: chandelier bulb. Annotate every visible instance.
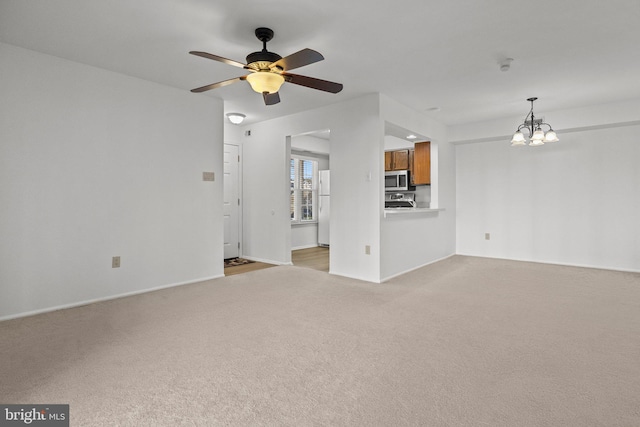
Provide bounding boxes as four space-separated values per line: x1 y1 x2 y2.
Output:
510 131 526 146
544 130 559 143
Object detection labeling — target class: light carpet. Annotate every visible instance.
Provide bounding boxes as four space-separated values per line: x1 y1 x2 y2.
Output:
1 256 639 426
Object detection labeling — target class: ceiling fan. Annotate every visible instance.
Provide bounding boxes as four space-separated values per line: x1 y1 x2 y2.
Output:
189 27 343 105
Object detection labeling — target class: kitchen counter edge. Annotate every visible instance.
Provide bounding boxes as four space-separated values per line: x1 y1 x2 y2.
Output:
383 207 445 218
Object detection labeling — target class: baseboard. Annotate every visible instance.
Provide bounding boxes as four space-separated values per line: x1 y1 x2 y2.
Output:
380 253 456 282
241 255 293 266
291 244 320 251
455 253 640 274
0 274 225 322
328 270 381 284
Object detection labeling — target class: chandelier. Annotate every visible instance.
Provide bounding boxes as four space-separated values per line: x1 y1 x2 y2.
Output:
510 97 559 146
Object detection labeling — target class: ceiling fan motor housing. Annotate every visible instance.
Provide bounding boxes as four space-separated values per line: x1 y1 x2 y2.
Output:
246 50 282 69
246 28 281 70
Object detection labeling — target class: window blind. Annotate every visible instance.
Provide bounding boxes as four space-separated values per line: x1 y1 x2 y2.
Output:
290 157 317 222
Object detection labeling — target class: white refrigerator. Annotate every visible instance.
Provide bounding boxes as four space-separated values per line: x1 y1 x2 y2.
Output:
318 170 330 247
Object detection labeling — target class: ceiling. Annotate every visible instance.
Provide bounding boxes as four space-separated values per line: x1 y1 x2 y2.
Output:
2 0 639 127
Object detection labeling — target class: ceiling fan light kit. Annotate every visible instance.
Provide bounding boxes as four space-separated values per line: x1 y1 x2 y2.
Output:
510 97 559 146
246 72 285 94
189 27 343 105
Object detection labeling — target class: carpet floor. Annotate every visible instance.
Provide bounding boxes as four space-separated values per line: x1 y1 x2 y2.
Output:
1 256 639 426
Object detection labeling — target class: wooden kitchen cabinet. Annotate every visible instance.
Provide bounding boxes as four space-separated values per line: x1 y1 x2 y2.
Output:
384 149 410 171
412 141 431 185
385 143 430 184
409 149 415 184
384 151 393 171
393 149 409 170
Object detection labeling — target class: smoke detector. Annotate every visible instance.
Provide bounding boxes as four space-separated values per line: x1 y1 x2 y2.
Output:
499 58 514 72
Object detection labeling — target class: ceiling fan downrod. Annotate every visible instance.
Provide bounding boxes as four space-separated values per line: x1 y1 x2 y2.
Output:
246 27 281 67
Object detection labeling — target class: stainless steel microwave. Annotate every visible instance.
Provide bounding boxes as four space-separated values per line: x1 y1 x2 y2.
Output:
385 170 415 192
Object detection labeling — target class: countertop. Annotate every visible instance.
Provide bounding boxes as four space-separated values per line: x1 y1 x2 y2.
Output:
383 207 445 217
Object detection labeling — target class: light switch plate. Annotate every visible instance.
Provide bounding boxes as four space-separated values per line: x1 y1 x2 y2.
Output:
202 172 215 181
112 256 121 268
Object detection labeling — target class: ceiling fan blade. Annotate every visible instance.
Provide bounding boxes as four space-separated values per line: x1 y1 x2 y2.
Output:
191 76 247 93
263 91 281 105
270 48 324 71
189 51 247 69
283 73 343 94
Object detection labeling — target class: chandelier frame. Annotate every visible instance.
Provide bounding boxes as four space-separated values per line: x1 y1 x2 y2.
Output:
511 97 559 146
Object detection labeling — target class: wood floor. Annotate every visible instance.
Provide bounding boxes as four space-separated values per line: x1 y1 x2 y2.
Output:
292 246 329 272
224 261 276 276
224 246 329 276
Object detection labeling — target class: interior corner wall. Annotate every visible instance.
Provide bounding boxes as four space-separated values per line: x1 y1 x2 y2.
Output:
455 120 640 272
0 43 225 320
239 94 383 282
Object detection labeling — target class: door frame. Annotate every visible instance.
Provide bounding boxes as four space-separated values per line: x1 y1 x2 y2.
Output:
223 143 243 259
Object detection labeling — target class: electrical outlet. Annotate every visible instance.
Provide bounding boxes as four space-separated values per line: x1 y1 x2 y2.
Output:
365 245 371 255
112 256 121 268
485 233 491 240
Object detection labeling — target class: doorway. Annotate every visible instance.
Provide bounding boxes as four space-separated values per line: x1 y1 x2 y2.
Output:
290 130 330 272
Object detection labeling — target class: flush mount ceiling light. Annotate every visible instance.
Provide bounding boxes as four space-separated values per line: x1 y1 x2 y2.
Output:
406 134 417 140
511 97 559 147
226 113 246 125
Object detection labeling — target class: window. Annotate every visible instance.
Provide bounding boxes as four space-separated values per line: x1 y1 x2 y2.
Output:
290 157 318 222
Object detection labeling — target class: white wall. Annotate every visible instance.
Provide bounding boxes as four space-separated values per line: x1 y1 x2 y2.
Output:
453 99 640 272
241 93 457 282
291 134 330 155
291 223 320 250
0 43 225 320
379 95 457 280
384 135 413 151
240 94 383 281
224 121 244 145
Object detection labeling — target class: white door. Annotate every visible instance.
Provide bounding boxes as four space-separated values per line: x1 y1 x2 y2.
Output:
223 144 240 259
